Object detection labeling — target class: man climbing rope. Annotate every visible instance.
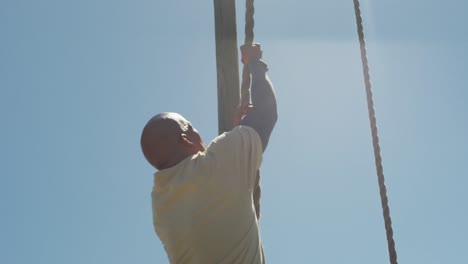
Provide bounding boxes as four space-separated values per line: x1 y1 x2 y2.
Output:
141 44 277 264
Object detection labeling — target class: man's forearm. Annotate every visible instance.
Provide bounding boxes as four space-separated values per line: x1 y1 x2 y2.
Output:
240 59 278 151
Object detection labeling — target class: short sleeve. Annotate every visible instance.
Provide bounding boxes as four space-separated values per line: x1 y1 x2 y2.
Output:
203 126 263 192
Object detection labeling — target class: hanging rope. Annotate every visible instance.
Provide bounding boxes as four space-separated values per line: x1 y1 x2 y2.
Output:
352 1 398 264
240 0 262 221
241 0 254 106
244 0 255 44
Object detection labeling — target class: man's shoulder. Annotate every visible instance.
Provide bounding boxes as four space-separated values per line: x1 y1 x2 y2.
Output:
203 125 262 171
209 126 261 147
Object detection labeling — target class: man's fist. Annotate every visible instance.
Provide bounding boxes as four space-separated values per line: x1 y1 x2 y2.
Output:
241 43 262 64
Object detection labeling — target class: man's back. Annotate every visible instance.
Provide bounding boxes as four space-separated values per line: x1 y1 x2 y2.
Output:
152 126 265 264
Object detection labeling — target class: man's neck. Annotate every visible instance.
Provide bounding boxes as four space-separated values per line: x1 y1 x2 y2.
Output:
160 152 193 170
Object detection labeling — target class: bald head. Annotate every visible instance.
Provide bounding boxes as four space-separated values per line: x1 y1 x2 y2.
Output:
141 113 205 170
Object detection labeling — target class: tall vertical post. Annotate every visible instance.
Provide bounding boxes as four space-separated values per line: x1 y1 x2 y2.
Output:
213 0 240 134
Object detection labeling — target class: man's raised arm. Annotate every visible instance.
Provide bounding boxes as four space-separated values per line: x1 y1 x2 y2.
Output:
239 44 278 151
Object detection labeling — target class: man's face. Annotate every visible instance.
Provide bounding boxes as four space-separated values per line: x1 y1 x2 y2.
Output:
171 113 206 153
186 123 206 153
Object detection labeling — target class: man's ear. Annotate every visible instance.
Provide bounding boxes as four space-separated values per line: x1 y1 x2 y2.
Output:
180 133 194 146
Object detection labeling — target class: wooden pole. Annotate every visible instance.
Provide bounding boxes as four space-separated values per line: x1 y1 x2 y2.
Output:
213 0 240 134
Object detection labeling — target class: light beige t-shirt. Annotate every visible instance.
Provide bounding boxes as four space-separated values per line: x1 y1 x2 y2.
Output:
152 126 264 264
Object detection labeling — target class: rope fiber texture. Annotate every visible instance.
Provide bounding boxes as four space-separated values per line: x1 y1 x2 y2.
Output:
240 0 262 221
241 0 254 106
352 1 398 264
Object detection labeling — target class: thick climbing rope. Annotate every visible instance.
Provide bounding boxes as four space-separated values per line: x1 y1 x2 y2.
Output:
240 0 262 221
352 1 398 264
241 0 254 105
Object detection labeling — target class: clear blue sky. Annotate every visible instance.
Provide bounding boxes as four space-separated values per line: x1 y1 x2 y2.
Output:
1 0 467 263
